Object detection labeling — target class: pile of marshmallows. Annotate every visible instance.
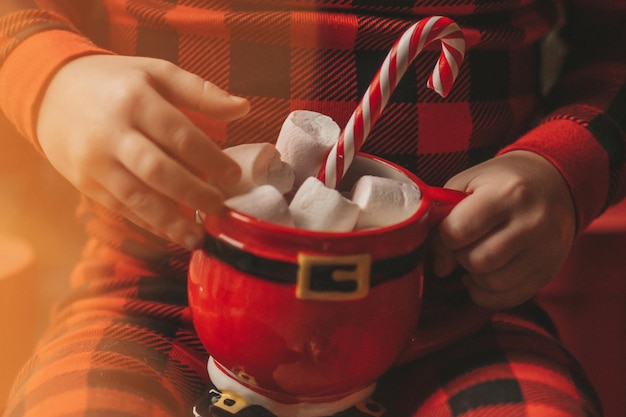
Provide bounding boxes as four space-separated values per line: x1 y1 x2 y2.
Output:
222 110 422 232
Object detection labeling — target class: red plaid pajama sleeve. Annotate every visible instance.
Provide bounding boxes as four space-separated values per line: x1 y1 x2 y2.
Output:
0 1 623 416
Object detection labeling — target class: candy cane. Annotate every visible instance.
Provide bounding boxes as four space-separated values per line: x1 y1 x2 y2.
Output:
317 16 465 189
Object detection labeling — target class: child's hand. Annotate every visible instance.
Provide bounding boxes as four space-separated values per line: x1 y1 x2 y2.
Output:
36 55 250 250
432 150 576 310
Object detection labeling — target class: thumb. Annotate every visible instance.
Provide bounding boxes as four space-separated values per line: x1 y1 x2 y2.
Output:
147 60 250 120
429 171 470 277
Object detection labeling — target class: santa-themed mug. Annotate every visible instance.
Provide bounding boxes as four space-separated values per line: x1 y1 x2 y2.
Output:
188 153 487 417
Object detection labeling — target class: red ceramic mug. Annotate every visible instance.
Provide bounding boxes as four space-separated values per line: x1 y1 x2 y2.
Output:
188 153 486 416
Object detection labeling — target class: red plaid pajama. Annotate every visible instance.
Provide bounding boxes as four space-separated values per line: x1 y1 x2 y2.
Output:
3 238 603 417
1 1 624 416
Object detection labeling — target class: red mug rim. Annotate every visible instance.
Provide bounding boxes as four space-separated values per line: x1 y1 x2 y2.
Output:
207 152 436 239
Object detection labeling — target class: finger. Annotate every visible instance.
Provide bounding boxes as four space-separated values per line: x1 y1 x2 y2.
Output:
95 158 209 250
80 180 200 248
466 249 533 293
144 59 250 120
133 87 241 188
463 271 539 310
94 189 167 238
462 253 540 310
438 190 508 250
455 219 532 275
115 131 228 213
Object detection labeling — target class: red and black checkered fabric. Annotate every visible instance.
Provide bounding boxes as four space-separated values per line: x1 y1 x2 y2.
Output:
0 0 625 233
0 1 622 417
376 300 603 417
2 239 603 417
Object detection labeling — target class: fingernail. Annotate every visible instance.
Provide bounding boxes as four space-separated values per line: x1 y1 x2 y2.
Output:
229 95 248 105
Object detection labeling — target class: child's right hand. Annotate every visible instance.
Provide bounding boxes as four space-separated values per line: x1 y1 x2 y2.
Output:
36 54 250 250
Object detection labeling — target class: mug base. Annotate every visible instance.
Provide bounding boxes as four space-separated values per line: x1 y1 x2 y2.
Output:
205 357 378 417
192 388 390 417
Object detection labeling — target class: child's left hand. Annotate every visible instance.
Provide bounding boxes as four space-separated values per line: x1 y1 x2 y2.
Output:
432 150 576 310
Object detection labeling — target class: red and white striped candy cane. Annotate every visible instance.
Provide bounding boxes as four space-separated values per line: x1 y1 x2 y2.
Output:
317 16 465 189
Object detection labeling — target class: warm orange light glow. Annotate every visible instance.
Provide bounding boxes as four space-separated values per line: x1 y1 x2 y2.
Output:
0 112 85 407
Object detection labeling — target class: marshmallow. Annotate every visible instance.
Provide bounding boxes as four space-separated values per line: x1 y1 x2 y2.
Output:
275 110 340 187
224 143 295 195
225 185 295 227
351 175 422 229
289 177 360 232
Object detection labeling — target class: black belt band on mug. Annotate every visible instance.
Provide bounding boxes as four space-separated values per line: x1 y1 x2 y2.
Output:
201 233 424 291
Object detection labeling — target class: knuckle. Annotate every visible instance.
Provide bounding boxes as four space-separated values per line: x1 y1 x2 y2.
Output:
532 202 551 223
465 249 498 275
71 135 107 168
108 78 144 107
123 189 154 212
105 70 157 112
113 180 156 214
168 126 194 153
135 154 167 183
150 58 177 76
503 177 534 205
